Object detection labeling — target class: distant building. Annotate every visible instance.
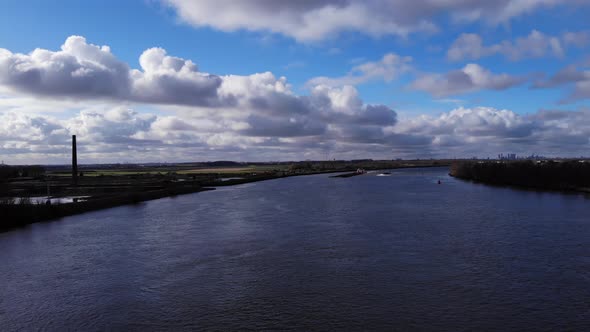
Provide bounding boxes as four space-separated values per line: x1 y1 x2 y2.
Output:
498 153 517 160
497 153 549 161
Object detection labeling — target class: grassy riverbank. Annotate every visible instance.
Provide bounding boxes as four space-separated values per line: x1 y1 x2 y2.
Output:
1 185 213 231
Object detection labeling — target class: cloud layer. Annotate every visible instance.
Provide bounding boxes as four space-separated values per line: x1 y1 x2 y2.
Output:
1 35 589 163
0 36 405 162
447 30 589 61
3 103 589 164
534 64 590 102
162 0 580 42
307 53 412 87
410 64 525 97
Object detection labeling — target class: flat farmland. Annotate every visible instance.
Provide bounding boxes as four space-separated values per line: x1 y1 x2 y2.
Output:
45 164 290 177
178 165 289 174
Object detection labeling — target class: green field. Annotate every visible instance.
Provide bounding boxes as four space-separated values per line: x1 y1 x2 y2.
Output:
178 165 288 174
47 164 290 177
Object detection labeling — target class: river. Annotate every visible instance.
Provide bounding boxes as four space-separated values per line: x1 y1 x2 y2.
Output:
1 167 590 330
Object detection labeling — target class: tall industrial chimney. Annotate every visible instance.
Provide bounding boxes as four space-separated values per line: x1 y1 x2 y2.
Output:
72 135 78 185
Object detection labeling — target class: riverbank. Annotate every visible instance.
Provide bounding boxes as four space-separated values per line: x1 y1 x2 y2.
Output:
1 161 451 232
449 160 590 194
203 163 448 185
330 171 365 178
0 185 213 231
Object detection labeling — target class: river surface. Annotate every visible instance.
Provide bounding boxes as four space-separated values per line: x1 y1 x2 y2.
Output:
1 167 590 331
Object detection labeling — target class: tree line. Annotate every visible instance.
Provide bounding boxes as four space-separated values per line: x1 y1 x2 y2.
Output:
450 160 590 191
0 165 45 180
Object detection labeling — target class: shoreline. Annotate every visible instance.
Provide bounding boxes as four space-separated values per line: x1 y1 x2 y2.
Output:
1 185 214 232
1 164 449 232
204 164 449 186
450 174 590 195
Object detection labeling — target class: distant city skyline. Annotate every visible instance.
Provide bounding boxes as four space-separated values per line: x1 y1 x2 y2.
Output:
1 1 589 164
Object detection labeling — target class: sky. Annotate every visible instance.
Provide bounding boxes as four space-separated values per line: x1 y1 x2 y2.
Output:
0 0 589 164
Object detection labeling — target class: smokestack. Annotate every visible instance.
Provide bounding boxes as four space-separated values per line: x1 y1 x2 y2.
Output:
72 135 78 185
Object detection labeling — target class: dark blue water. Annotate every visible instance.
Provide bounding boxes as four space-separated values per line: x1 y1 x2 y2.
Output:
1 167 590 331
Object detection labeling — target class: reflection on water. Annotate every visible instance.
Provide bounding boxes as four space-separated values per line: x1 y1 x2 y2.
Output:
1 167 590 330
2 196 90 204
218 177 245 181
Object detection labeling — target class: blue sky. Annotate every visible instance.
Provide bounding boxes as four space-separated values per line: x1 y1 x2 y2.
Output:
0 1 589 163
